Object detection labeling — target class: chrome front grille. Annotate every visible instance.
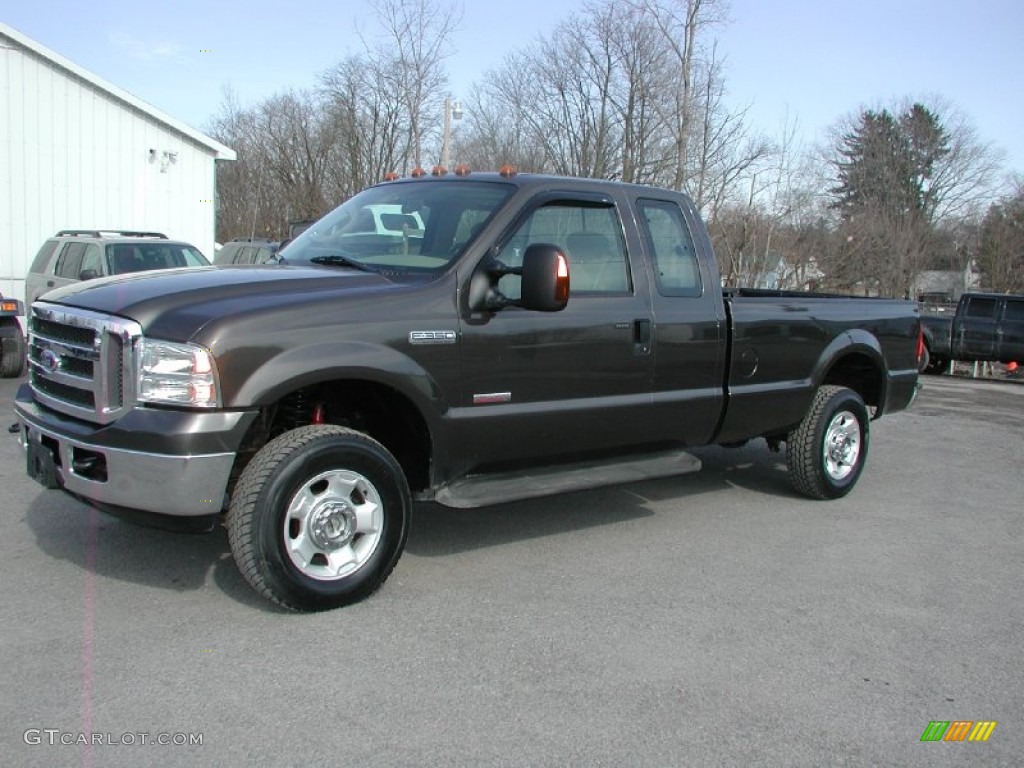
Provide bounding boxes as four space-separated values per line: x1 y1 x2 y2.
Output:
28 303 141 425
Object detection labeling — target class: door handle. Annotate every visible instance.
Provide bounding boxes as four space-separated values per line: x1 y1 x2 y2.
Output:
634 319 652 355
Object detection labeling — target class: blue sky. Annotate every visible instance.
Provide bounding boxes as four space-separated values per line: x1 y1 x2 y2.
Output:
4 0 1023 178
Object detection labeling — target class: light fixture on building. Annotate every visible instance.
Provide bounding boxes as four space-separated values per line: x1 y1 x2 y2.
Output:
148 148 179 172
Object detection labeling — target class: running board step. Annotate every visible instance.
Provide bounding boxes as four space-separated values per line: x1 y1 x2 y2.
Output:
433 450 702 509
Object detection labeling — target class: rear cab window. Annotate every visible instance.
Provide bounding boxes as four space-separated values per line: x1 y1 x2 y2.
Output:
964 297 998 319
1002 299 1024 322
636 198 703 297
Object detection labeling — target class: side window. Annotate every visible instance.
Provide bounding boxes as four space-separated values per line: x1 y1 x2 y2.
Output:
496 201 630 298
109 244 144 273
217 244 241 265
54 242 87 279
637 198 703 297
80 244 103 275
964 297 997 319
30 240 60 273
1002 300 1024 322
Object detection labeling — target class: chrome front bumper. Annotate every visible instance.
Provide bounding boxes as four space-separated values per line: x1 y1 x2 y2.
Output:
15 400 248 518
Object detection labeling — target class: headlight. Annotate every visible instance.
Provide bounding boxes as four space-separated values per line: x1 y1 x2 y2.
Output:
137 339 220 407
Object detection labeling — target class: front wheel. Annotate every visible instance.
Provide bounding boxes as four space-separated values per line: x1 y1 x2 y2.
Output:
786 385 870 500
227 425 410 611
0 330 26 378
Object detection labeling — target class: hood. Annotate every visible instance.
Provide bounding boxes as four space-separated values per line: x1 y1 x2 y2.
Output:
41 265 400 342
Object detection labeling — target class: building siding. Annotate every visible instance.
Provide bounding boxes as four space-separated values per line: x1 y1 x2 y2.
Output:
0 28 232 311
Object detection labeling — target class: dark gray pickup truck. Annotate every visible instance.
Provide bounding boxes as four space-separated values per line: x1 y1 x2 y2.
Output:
920 292 1024 372
14 172 921 610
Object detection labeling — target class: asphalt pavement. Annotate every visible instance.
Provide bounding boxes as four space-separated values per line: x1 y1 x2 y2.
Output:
1 373 1021 767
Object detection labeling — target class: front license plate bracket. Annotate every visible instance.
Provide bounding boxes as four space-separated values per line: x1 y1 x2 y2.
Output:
26 434 61 489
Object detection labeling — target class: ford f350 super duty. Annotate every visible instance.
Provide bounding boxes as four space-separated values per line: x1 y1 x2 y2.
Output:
13 171 920 611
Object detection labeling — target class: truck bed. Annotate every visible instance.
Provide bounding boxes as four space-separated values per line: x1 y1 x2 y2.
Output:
715 291 920 444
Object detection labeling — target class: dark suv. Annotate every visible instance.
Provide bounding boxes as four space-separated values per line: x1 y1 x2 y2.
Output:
214 238 280 266
25 230 209 307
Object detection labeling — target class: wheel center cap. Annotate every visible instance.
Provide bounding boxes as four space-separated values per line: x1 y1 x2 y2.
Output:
308 502 356 550
831 434 854 462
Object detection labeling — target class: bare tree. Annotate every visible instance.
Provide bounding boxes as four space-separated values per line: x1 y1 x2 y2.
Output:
712 115 802 286
208 88 285 241
258 90 337 221
320 54 406 196
366 0 461 169
977 178 1024 293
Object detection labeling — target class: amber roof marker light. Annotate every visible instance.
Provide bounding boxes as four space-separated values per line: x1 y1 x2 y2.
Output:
383 171 401 181
499 164 518 178
454 164 471 176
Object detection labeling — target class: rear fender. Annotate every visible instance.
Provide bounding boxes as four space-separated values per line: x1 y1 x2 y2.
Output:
810 330 887 413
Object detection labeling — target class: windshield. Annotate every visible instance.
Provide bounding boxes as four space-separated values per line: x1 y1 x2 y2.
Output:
280 180 515 273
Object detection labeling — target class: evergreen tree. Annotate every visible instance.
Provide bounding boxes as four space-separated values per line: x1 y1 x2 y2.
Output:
828 103 950 297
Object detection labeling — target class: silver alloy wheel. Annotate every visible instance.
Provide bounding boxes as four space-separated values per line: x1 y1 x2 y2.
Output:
283 469 384 581
823 409 861 481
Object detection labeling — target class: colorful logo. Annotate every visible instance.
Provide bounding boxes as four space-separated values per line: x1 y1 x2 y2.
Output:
920 721 997 742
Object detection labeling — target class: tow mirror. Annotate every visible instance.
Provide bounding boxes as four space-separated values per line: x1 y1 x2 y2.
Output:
520 244 570 312
468 244 570 313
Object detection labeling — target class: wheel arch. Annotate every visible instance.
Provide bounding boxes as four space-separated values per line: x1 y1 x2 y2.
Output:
227 350 446 496
812 330 887 415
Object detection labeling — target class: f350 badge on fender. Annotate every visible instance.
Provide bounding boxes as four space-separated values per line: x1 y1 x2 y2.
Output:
409 330 457 345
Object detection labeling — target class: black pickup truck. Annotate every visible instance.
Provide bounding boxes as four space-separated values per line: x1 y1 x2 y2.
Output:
13 172 920 611
920 292 1024 372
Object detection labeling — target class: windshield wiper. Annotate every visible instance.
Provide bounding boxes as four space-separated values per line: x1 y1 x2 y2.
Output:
309 254 378 272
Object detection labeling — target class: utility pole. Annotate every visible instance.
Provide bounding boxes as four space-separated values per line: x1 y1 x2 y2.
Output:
440 96 463 168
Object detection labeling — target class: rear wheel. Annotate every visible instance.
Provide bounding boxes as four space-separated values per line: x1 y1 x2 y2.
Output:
227 425 410 611
924 355 948 375
787 385 869 499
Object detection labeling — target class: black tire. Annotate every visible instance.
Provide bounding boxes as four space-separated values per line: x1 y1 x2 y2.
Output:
924 355 948 375
0 332 27 378
227 425 410 611
786 385 870 500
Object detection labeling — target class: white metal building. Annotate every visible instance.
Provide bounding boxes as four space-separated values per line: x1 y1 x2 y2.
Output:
0 21 235 311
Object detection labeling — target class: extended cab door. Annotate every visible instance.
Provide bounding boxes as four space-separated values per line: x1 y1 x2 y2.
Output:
456 193 657 468
633 196 726 447
955 295 998 360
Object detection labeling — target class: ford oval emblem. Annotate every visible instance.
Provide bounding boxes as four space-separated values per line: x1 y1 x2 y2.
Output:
40 348 60 373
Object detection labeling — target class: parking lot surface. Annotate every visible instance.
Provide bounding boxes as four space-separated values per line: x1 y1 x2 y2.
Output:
2 373 1021 767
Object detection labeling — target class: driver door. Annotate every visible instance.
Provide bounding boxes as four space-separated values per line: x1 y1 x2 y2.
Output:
455 194 657 469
